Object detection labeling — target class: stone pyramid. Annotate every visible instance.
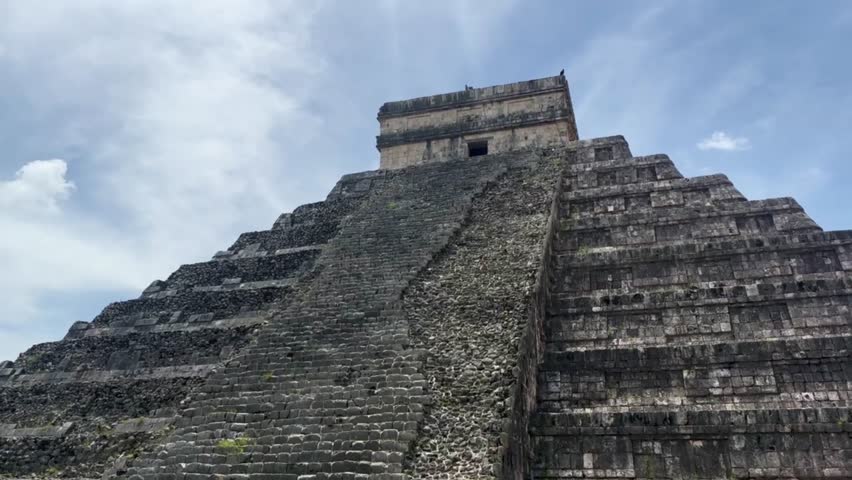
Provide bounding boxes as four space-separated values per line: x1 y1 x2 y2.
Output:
1 76 849 479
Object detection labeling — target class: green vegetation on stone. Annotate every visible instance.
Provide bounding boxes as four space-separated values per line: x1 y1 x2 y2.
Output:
216 437 251 454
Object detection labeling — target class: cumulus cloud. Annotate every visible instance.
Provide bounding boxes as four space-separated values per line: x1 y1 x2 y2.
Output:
0 159 151 334
697 131 751 151
0 1 328 360
0 159 75 215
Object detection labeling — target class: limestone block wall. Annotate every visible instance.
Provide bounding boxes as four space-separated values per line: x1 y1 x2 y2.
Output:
379 91 570 134
530 136 852 480
379 76 569 118
378 121 574 170
377 76 578 169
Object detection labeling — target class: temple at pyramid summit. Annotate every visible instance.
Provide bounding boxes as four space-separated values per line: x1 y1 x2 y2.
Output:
376 76 578 168
2 74 851 479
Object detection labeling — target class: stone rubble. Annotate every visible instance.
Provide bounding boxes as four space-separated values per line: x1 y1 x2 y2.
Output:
403 156 562 479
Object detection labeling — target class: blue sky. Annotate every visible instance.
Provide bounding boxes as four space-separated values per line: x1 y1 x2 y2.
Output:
1 0 850 361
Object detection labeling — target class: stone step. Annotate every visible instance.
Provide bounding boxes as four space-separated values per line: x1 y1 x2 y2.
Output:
153 248 319 292
209 366 418 384
129 460 401 477
538 361 850 413
558 136 633 164
64 310 268 339
129 457 405 477
92 286 290 328
547 279 852 350
538 335 851 413
562 153 684 190
0 376 201 425
222 343 415 365
225 347 415 364
156 430 415 453
560 173 745 212
13 327 253 375
127 470 409 480
225 187 393 258
216 352 420 371
250 334 411 352
188 387 425 408
169 415 423 441
209 359 411 377
194 379 425 399
550 271 852 308
171 409 422 431
554 231 852 295
530 410 852 480
530 405 852 436
0 364 213 387
271 197 365 232
209 361 424 381
531 430 851 480
0 430 154 479
540 330 851 368
170 407 424 433
228 222 346 259
212 359 418 385
185 388 428 415
557 197 820 251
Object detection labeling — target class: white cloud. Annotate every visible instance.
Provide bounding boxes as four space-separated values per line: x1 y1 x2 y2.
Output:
0 162 156 335
0 1 330 360
697 131 751 151
0 159 75 215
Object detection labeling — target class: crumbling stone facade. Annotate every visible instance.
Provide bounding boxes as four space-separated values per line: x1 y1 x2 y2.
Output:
1 77 849 479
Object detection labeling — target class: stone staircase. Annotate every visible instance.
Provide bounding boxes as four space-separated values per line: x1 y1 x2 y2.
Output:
118 156 511 479
530 137 852 479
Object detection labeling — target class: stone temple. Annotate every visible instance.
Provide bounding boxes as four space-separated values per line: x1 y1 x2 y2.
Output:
1 75 851 479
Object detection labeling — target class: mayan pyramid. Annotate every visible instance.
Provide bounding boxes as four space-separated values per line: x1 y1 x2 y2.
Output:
1 75 850 479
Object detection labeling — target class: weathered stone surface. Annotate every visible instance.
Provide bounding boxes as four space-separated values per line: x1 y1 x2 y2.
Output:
530 136 852 480
1 76 849 480
377 75 578 169
403 154 562 478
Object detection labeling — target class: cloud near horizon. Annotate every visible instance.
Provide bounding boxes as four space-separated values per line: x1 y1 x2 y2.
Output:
0 159 75 215
697 131 752 151
0 1 331 358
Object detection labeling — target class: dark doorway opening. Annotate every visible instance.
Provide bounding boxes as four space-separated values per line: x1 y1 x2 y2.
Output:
468 140 488 157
